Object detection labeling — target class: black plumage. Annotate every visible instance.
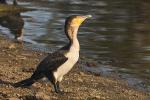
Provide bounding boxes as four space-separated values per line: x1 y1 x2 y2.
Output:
36 51 68 72
14 50 68 93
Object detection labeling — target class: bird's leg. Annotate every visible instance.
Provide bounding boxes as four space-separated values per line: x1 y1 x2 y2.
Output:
54 82 61 93
44 72 63 94
56 82 62 92
54 83 59 93
54 82 64 94
56 82 60 91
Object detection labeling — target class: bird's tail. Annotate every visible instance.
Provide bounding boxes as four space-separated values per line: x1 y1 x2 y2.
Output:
14 71 44 87
14 77 35 87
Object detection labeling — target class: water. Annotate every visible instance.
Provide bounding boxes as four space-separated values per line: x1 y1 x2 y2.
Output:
0 0 150 91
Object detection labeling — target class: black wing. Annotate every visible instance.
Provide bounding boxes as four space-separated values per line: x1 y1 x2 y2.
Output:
36 52 68 72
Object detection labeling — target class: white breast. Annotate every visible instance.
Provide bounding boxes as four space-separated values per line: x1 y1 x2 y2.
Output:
53 46 79 82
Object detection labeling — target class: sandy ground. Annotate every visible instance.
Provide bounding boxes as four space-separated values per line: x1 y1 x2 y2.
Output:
0 36 149 100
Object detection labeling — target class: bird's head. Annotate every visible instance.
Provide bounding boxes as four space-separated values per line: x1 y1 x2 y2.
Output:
65 15 92 40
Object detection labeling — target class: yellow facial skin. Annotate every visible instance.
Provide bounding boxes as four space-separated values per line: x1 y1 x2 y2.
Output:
70 15 92 26
66 15 92 39
70 16 87 26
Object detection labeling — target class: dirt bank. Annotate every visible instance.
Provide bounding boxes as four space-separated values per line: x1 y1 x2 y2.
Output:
0 36 149 100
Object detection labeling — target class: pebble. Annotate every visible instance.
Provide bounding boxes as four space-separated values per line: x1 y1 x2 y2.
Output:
79 72 86 76
8 97 20 100
35 92 50 100
95 95 101 99
8 44 16 49
77 77 83 82
22 67 35 72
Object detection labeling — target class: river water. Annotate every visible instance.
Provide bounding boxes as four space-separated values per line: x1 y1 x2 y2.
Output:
0 0 150 91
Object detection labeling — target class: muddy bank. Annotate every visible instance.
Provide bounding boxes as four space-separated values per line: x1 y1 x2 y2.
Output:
0 36 149 100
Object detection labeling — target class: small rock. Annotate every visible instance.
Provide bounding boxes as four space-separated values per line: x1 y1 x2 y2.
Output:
8 44 16 49
78 78 83 82
8 97 20 100
101 97 106 100
0 92 8 98
32 82 42 88
79 72 86 76
95 95 101 99
22 67 35 72
35 92 50 100
21 95 36 100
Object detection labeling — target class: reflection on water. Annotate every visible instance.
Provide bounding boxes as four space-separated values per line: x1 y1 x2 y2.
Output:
0 0 24 40
0 12 24 40
0 0 6 4
0 0 150 91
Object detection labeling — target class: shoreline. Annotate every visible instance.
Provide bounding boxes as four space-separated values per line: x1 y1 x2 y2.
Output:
0 35 149 100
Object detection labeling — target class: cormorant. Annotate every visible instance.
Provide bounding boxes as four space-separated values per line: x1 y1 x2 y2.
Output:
14 15 92 93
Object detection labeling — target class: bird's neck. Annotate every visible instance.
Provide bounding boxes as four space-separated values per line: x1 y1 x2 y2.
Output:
69 27 80 52
71 36 80 52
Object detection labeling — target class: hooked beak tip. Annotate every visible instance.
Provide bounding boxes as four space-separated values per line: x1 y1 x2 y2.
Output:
86 15 92 18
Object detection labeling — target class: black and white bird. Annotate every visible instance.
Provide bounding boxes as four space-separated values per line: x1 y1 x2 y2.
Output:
14 15 92 93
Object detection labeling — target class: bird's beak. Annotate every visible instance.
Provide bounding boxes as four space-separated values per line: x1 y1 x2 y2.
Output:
84 15 92 18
